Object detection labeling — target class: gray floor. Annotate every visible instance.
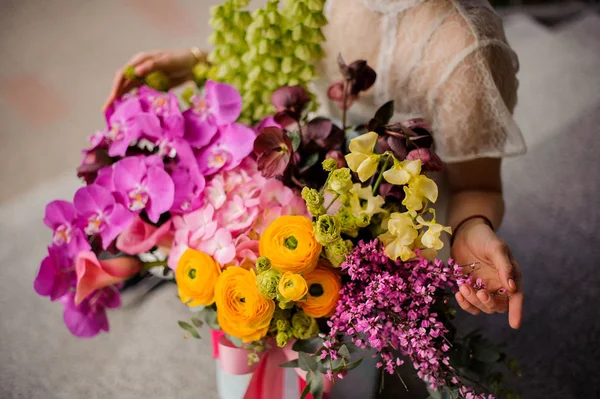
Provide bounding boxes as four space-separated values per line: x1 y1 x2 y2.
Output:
0 2 599 399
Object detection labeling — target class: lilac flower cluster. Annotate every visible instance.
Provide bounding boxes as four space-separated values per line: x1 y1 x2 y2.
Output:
35 81 257 338
327 239 487 397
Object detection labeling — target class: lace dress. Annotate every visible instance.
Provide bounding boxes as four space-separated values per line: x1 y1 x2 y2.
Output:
316 1 526 397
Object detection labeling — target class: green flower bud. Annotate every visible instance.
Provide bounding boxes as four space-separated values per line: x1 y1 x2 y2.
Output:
314 214 342 245
308 28 326 44
261 90 272 105
294 43 312 62
288 77 300 86
248 65 262 80
307 0 326 12
304 12 328 29
210 16 228 31
258 39 270 55
208 31 224 46
192 62 210 85
181 87 195 106
276 330 292 347
355 212 371 228
234 10 252 27
328 168 353 194
325 238 354 267
253 104 268 122
257 268 281 299
123 65 137 80
281 57 295 75
290 2 310 20
301 187 325 217
263 57 279 73
276 319 291 332
256 256 272 273
206 65 220 81
264 25 281 40
233 0 250 8
291 311 319 340
291 24 309 42
267 10 282 25
338 207 359 237
298 64 315 82
322 158 337 172
269 41 285 58
277 293 295 309
144 71 170 92
310 43 325 60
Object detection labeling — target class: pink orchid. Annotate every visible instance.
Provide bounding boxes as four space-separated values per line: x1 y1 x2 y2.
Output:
73 184 133 249
169 161 206 214
183 80 242 148
254 115 281 134
198 228 236 265
94 167 115 191
137 86 180 118
196 123 256 175
34 245 76 301
116 216 172 255
74 251 141 305
112 156 174 223
60 288 120 338
44 200 91 257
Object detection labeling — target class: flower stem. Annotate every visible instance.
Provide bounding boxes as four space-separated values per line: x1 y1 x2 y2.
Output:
372 154 392 195
325 194 341 212
142 259 168 270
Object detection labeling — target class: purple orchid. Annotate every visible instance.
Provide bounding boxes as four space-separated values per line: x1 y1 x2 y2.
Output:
34 245 75 301
105 97 161 157
137 86 181 118
196 123 255 175
60 288 121 338
183 80 242 148
44 200 90 257
169 162 206 214
141 109 197 166
112 156 174 223
73 184 133 249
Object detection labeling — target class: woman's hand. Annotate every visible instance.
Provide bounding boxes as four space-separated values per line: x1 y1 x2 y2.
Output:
103 48 202 111
451 217 524 329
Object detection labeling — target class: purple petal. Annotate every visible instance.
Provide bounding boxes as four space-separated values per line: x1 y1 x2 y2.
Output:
113 157 147 193
73 185 115 216
135 113 162 139
170 164 205 214
172 139 196 166
109 97 143 123
144 155 164 169
94 167 115 191
101 203 134 249
145 166 175 223
183 110 219 147
62 294 108 338
220 123 256 168
44 200 76 229
108 137 132 157
205 80 242 125
34 246 74 301
162 114 185 139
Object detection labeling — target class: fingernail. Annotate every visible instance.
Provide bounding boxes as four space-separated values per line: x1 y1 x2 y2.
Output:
460 285 471 296
478 291 490 302
508 279 516 291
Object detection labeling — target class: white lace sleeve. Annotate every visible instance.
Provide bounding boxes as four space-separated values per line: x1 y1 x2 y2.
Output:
424 40 527 163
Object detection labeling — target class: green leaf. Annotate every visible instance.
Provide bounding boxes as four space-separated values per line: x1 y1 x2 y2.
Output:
346 357 363 370
300 373 312 399
338 344 351 360
299 152 319 172
203 307 220 330
298 351 318 372
279 359 300 368
226 334 243 348
310 372 324 399
178 321 201 339
292 337 324 353
288 130 301 152
426 386 442 399
190 316 204 328
374 100 394 126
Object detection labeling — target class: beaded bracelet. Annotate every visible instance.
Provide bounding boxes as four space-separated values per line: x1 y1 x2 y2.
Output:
450 215 494 247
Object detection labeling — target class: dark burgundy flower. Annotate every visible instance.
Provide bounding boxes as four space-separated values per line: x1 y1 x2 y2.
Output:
77 149 112 185
402 118 434 149
327 81 358 110
253 127 293 178
301 117 344 151
378 183 405 201
406 148 443 172
337 54 377 95
271 85 311 127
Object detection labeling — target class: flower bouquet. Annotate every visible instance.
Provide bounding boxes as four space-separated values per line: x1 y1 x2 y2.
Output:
33 0 521 398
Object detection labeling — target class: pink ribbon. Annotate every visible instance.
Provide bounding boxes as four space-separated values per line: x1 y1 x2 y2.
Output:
211 330 333 399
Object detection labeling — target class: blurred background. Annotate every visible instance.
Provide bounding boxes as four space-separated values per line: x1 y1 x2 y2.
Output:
0 0 599 398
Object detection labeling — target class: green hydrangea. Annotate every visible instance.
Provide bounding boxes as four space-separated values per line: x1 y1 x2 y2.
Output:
207 0 327 124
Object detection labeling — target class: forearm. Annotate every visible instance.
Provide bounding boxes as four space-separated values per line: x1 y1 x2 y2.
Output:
448 189 504 231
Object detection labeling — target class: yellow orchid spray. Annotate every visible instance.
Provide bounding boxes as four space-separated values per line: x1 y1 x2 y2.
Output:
345 132 381 182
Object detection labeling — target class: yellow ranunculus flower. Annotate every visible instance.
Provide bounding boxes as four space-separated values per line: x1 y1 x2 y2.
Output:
176 249 221 307
378 212 419 261
259 216 321 274
382 159 421 186
402 175 439 212
345 132 381 182
416 215 452 251
215 267 275 343
278 272 308 301
299 263 341 318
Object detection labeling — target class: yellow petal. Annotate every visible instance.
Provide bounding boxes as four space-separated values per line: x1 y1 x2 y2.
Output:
402 186 423 213
384 238 415 261
413 175 438 203
383 167 411 185
404 160 422 177
345 153 368 173
357 155 380 182
349 131 378 155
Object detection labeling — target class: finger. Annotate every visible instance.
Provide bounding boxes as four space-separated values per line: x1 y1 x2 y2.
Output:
104 68 127 111
459 285 493 314
508 258 524 329
455 292 481 316
488 240 516 293
127 51 154 67
476 289 507 313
